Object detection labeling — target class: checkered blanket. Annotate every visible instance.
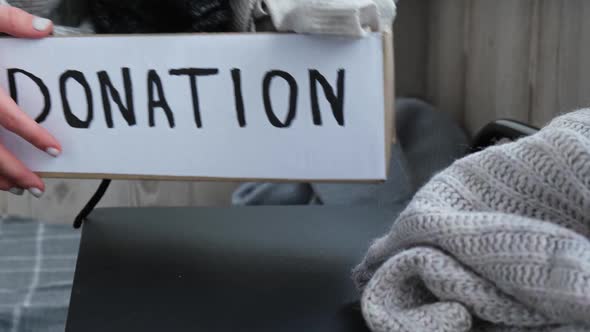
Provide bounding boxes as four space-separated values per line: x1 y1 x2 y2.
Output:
0 217 80 332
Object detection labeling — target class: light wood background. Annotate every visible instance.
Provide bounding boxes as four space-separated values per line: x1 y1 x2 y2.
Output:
3 0 590 223
395 0 590 131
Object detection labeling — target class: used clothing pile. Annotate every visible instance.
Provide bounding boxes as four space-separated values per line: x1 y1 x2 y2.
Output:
352 110 590 332
1 0 397 37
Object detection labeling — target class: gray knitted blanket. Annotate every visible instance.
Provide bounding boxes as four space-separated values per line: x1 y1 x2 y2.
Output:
352 109 590 332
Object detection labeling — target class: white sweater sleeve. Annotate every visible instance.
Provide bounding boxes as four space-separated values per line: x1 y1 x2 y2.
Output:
243 0 397 37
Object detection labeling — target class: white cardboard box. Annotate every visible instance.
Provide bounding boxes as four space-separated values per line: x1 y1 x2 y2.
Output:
0 32 395 182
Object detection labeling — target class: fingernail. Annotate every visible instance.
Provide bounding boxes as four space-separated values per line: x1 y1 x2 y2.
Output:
8 188 24 196
32 17 52 31
46 147 61 157
28 188 44 198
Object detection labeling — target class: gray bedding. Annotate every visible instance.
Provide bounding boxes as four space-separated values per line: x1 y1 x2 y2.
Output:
0 217 79 332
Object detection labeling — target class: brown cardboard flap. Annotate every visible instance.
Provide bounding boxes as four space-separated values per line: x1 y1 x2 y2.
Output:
383 30 396 177
36 172 386 184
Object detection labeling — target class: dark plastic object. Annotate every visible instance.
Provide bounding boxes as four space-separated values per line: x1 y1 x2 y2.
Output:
471 119 539 152
66 206 395 332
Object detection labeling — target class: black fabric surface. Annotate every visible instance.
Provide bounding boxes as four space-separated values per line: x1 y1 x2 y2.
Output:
90 0 232 33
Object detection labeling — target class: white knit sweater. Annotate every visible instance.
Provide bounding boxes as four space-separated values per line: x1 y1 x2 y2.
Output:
353 109 590 332
230 0 396 35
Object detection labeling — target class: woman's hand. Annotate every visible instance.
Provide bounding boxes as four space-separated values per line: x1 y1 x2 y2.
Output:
0 5 61 198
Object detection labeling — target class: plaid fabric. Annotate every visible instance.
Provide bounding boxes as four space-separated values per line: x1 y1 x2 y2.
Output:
0 217 80 332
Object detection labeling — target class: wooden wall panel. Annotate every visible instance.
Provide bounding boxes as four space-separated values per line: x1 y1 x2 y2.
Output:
393 0 429 98
531 0 590 126
424 0 590 131
463 0 536 133
425 0 467 123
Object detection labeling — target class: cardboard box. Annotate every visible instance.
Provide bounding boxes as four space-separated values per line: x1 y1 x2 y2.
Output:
0 32 395 182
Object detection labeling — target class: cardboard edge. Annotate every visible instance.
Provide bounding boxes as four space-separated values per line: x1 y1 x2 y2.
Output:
382 30 396 179
36 172 385 184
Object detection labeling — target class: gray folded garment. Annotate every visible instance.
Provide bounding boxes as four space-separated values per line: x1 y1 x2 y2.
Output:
232 98 471 217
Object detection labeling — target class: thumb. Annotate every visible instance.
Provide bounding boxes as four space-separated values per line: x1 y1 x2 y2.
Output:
0 5 53 38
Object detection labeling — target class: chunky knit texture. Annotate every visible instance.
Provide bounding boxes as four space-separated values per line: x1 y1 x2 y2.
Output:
352 109 590 332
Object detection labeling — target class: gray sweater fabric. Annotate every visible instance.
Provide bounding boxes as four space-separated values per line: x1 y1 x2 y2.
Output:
352 109 590 332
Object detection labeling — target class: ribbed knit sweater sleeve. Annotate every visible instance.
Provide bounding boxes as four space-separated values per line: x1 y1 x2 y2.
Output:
352 109 590 332
231 0 396 36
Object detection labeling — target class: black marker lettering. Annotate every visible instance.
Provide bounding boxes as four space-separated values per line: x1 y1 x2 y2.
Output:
8 69 51 123
169 68 218 128
98 68 136 128
60 70 93 128
147 69 175 128
263 70 298 128
231 69 246 127
309 69 345 126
